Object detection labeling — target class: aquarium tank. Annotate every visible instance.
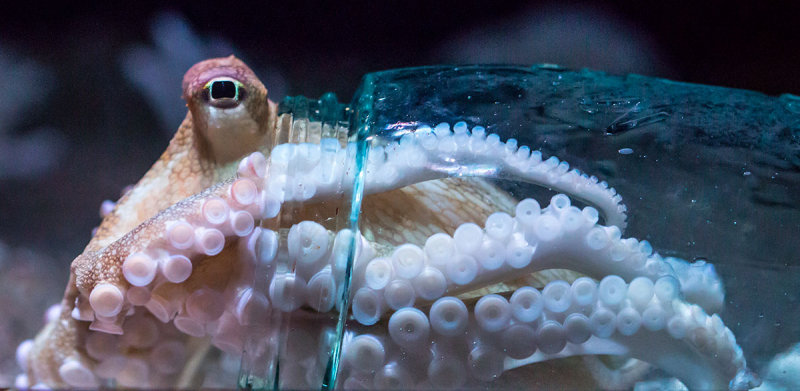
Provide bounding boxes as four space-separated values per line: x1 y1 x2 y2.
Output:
12 62 800 390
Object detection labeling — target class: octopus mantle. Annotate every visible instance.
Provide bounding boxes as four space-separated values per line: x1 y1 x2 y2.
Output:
17 57 760 390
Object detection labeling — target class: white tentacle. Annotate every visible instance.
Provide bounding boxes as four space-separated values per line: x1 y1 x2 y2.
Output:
20 123 758 390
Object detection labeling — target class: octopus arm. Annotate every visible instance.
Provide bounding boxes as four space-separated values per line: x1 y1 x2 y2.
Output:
21 129 760 390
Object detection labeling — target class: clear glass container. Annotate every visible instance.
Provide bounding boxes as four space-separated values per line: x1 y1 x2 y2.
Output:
237 65 799 390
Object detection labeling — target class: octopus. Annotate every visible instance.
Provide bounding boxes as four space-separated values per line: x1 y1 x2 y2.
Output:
16 56 762 390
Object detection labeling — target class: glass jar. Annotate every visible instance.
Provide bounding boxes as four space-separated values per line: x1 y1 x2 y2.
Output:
237 65 799 390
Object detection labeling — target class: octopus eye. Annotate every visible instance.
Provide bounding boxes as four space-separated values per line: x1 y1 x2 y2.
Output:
202 78 246 108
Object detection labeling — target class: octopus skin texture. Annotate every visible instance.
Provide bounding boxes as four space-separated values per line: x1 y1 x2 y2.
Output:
16 56 760 390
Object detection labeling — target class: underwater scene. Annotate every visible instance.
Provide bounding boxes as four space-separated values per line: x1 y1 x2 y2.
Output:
0 3 798 390
10 58 800 391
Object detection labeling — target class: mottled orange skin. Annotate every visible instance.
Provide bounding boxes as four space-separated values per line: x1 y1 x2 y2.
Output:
27 56 278 386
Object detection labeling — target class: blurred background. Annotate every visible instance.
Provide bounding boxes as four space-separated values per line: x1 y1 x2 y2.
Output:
0 0 798 385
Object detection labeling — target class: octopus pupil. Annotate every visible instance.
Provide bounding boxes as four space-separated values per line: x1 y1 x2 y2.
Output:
210 80 237 99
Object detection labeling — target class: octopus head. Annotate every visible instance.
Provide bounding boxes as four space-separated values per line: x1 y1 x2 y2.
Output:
182 55 276 164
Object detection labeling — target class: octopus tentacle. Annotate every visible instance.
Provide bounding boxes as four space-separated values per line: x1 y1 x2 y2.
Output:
265 124 722 312
581 356 654 391
344 121 628 229
21 132 755 389
338 274 742 389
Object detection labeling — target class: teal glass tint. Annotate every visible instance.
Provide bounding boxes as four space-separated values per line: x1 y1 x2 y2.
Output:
238 65 798 390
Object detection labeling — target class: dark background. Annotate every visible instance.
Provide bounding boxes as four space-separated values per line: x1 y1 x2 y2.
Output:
0 0 798 385
3 1 799 96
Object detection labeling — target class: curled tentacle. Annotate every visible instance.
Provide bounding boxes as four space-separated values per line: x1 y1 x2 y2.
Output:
20 135 757 390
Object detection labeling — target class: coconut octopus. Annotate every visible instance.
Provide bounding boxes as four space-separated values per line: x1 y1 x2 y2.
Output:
16 56 761 390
